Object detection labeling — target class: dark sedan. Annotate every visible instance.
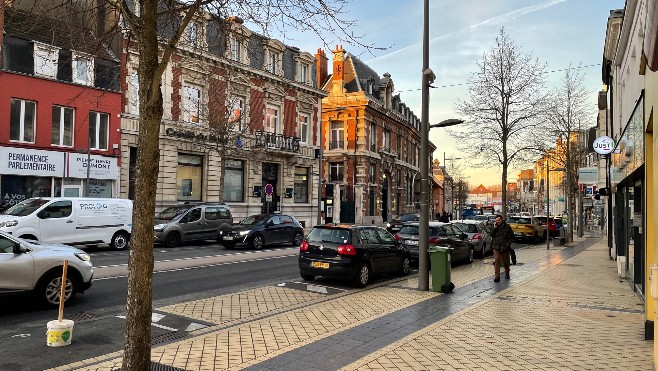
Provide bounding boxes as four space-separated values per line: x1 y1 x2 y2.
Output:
394 222 475 264
299 224 411 287
219 214 304 249
386 213 420 234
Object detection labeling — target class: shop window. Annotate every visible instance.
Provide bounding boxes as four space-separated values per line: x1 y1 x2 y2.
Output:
1 176 51 205
294 167 309 203
224 159 244 202
10 99 36 143
177 154 203 201
87 179 112 198
89 111 109 150
329 162 343 182
51 105 74 147
298 114 309 144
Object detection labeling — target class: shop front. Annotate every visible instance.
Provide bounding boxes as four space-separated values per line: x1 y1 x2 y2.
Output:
0 146 119 206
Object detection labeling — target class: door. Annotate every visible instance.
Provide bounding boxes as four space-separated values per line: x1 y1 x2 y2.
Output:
375 227 399 271
203 206 222 239
263 215 285 244
359 228 386 272
178 208 204 242
445 224 469 261
0 235 33 291
38 200 76 244
278 215 295 243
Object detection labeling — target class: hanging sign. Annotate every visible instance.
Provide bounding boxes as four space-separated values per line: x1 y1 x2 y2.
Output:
593 136 615 155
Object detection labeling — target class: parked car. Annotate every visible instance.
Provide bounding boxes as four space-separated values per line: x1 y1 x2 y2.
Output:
220 214 304 249
507 216 546 243
450 220 492 257
299 224 410 287
0 197 132 250
154 203 233 247
535 216 559 237
386 213 419 234
394 222 475 264
471 214 496 229
0 231 93 307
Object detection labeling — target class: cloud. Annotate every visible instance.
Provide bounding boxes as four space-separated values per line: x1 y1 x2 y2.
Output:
367 0 568 63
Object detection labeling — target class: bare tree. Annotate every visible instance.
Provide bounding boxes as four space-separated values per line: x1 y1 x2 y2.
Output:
450 28 548 218
544 66 592 242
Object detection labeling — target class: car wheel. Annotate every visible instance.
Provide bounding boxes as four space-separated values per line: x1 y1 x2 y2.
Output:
165 231 181 248
293 232 304 246
467 248 474 264
400 257 411 276
301 274 315 281
37 270 76 308
353 264 370 288
111 231 130 250
251 234 264 249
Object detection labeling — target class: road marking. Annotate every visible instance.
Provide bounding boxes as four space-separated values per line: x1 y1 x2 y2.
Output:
116 315 178 332
306 284 328 294
185 322 207 332
11 334 31 338
277 282 287 287
152 313 165 323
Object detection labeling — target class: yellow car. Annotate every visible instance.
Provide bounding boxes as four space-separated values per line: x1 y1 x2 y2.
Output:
507 216 546 243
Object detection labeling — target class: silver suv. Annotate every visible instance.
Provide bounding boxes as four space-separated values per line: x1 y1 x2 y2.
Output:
154 203 233 247
0 231 94 307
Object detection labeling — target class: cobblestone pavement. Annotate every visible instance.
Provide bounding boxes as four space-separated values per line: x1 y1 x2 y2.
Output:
48 234 653 371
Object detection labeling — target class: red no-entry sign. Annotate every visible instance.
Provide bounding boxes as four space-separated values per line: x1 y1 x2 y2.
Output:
264 183 273 195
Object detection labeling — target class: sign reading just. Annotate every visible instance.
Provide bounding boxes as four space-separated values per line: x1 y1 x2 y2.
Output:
593 136 615 155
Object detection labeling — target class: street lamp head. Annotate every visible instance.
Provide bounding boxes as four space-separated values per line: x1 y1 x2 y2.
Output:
430 119 464 129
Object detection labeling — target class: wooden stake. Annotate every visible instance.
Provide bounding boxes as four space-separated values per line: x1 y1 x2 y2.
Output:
58 260 68 322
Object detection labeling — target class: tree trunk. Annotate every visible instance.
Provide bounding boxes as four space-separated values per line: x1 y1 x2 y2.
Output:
122 0 163 368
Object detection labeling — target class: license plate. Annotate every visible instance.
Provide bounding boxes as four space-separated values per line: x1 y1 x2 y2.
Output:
406 240 419 245
514 233 523 236
311 261 329 268
391 227 400 231
223 236 234 241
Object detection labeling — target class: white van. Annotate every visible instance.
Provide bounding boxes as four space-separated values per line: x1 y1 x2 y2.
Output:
0 197 132 250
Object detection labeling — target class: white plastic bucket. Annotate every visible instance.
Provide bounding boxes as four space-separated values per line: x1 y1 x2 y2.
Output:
47 319 74 347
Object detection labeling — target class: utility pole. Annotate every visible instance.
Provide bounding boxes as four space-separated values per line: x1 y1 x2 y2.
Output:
418 0 430 291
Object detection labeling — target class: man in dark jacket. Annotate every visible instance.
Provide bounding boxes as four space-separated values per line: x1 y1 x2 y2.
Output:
490 214 514 282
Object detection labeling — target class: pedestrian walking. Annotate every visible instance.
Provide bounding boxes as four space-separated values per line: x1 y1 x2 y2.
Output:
490 214 513 282
0 200 9 214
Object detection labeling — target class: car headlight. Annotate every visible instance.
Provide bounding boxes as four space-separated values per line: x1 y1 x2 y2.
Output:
386 223 391 228
154 224 167 232
239 230 251 236
75 253 91 262
0 220 18 228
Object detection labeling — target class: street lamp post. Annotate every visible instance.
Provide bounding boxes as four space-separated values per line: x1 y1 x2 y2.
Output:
442 152 461 216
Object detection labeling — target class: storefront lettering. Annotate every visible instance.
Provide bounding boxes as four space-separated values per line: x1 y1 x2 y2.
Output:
76 157 112 169
7 152 56 172
165 128 222 143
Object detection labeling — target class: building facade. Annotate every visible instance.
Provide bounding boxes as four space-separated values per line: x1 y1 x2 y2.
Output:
118 15 325 227
318 46 436 225
0 8 122 205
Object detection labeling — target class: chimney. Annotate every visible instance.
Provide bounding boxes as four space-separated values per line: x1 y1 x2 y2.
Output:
315 48 328 89
226 16 244 24
331 45 345 94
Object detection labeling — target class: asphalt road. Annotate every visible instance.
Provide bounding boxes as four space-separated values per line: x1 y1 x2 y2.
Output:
0 239 535 370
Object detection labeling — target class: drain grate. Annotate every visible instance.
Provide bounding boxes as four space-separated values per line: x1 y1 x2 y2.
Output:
570 304 643 314
559 263 583 267
68 311 97 322
151 331 188 346
111 363 187 371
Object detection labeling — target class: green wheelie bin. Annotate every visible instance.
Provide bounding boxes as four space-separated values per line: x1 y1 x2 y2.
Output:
428 246 454 293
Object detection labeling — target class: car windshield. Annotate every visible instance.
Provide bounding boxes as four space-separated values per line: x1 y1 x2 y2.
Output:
397 214 419 222
307 228 350 243
472 215 489 221
399 225 440 236
454 223 477 233
508 217 531 224
156 206 189 220
4 198 49 216
239 214 269 226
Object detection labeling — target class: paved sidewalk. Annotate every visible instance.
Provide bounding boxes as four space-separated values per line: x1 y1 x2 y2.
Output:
50 233 653 370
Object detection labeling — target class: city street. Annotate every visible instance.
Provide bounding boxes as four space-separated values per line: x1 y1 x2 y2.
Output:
0 240 536 370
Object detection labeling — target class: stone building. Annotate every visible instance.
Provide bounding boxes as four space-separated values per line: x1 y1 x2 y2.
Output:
317 45 436 225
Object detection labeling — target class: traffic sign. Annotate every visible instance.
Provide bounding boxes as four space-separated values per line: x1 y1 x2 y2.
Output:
266 194 273 202
264 183 274 195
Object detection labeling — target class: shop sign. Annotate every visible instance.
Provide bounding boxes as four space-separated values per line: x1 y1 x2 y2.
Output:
578 167 598 184
68 153 118 179
592 136 615 154
0 147 65 176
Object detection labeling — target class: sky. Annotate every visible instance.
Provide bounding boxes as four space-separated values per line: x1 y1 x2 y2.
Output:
272 0 625 189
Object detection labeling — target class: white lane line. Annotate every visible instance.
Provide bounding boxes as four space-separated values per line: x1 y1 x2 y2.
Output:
151 313 165 323
292 281 348 291
116 315 178 332
96 254 299 280
185 322 207 332
95 247 297 268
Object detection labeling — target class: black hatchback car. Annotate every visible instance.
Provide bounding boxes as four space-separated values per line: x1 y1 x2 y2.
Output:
219 214 304 249
386 213 420 234
299 224 411 287
394 222 475 264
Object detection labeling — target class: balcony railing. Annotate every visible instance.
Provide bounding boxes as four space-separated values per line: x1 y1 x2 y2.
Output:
329 141 344 150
